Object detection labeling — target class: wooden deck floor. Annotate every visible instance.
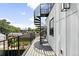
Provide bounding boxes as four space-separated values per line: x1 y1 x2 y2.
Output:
23 37 55 56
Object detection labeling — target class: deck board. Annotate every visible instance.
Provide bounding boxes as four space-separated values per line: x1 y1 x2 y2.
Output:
24 37 55 56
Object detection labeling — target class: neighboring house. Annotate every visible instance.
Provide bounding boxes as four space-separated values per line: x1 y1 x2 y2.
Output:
20 29 27 34
8 32 35 40
0 33 6 41
0 33 6 56
8 33 23 37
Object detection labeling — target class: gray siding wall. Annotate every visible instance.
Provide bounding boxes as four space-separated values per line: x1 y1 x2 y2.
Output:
46 3 79 56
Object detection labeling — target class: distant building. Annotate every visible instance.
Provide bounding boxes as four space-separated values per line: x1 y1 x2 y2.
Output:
0 33 6 41
20 29 27 34
8 33 23 37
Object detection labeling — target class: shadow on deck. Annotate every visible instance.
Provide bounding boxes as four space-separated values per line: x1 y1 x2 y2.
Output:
23 37 55 56
34 40 53 51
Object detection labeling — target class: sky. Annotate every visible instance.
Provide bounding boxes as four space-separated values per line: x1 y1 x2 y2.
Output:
0 3 40 29
0 0 75 30
0 2 49 30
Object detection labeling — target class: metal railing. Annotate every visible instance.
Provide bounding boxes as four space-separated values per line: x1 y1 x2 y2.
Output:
34 3 54 44
0 32 35 56
34 3 54 18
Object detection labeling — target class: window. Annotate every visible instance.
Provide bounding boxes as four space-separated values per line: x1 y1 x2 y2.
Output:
49 18 54 36
61 3 70 11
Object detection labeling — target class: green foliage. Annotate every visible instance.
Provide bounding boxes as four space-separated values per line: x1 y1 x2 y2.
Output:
34 27 40 33
28 27 33 32
0 19 21 34
8 37 30 47
8 25 21 33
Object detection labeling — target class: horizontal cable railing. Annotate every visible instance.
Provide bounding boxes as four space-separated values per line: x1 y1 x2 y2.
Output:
0 32 35 56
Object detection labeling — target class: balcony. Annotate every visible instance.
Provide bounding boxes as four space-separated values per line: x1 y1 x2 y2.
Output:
34 3 54 17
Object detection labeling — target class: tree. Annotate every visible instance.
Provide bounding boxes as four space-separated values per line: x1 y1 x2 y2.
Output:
34 27 40 33
0 19 21 34
28 27 33 32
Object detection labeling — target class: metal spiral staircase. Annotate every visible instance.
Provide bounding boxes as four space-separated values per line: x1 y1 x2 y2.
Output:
34 3 54 44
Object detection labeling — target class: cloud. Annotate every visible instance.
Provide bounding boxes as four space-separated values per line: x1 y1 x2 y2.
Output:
11 23 27 29
29 17 34 22
0 17 36 29
11 23 36 29
27 3 40 10
21 11 26 15
0 17 11 22
26 0 55 10
0 17 16 24
27 23 36 29
0 0 65 3
0 18 26 29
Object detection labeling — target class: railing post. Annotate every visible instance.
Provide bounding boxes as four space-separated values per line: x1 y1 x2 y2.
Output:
29 33 31 45
3 41 5 56
14 38 15 56
17 36 20 56
7 38 9 56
